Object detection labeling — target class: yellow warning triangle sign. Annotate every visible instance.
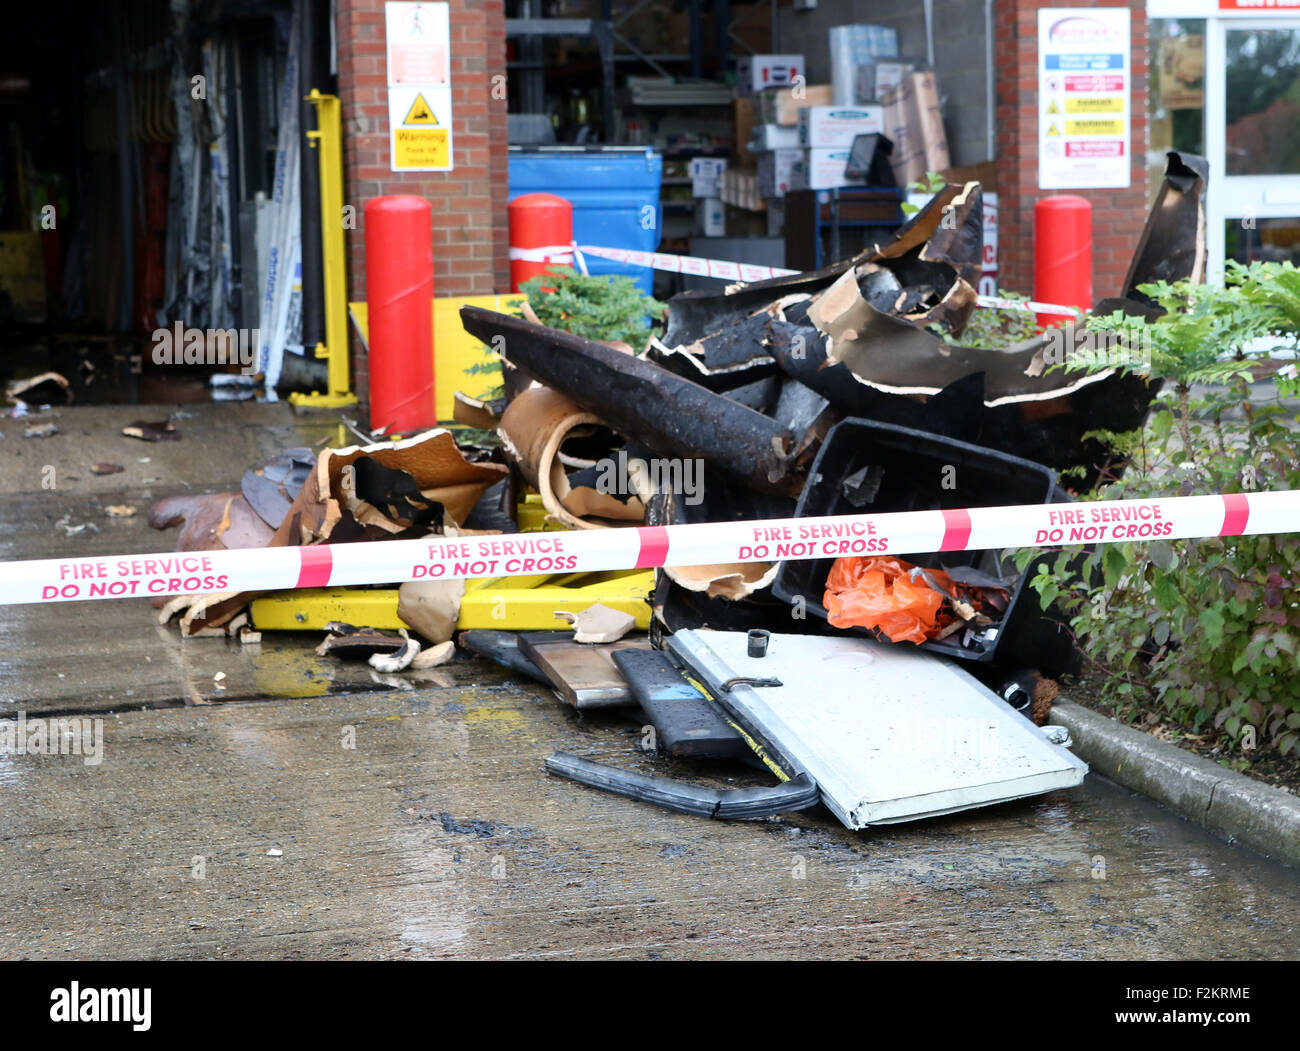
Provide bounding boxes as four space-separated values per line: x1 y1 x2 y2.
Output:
1047 100 1060 115
403 93 438 125
1046 122 1061 137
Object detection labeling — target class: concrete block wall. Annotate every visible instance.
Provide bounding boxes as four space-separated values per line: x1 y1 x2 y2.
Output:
336 0 509 404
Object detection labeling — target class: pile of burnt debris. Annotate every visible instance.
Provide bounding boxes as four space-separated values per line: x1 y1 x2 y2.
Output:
458 152 1207 672
145 153 1208 825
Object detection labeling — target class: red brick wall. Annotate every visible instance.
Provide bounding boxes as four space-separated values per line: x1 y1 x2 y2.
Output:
336 0 509 405
994 0 1148 300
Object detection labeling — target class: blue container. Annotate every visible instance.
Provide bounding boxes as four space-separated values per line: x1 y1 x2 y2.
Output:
509 147 663 295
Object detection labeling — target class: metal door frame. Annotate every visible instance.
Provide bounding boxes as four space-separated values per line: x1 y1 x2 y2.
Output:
1205 15 1300 280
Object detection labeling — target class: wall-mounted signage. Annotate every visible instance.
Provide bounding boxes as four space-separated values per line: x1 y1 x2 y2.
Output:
386 2 453 172
1038 8 1131 189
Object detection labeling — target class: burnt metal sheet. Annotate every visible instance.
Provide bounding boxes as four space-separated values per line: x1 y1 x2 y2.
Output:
1120 151 1209 305
241 447 314 530
668 630 1088 829
658 183 977 348
459 629 553 686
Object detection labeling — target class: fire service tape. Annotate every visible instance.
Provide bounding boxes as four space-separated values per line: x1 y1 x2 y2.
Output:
3 491 1295 607
507 243 1080 314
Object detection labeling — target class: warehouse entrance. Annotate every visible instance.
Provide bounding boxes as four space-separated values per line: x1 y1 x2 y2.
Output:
0 0 332 408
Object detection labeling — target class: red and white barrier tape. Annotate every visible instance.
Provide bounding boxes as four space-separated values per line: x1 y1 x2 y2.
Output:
509 243 800 284
976 293 1083 316
3 491 1295 606
508 242 1081 314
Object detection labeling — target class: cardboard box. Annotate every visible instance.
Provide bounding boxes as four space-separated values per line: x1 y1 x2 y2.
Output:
828 24 900 105
881 72 950 187
751 123 801 151
690 157 728 197
756 84 833 126
757 149 801 199
798 105 885 148
854 61 913 103
789 148 866 191
736 54 804 96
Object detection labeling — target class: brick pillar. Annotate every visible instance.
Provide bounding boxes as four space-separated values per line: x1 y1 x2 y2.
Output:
994 0 1148 300
336 0 509 407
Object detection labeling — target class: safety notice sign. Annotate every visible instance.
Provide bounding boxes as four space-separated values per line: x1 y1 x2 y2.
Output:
386 1 452 172
1038 8 1130 189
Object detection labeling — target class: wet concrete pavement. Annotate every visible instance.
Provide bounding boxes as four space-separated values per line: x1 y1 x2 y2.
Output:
1 404 1297 959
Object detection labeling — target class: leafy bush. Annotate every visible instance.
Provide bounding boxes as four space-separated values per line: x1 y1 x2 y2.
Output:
943 290 1060 348
520 267 666 347
1015 261 1300 755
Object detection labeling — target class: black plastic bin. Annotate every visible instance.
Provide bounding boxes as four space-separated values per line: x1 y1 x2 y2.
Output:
771 418 1076 675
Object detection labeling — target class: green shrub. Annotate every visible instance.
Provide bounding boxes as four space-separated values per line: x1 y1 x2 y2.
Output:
1015 261 1300 755
520 267 666 347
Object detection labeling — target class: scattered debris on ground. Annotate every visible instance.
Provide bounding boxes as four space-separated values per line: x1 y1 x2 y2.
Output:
6 371 72 409
369 631 420 672
122 419 181 442
315 623 410 660
555 602 636 643
125 159 1216 828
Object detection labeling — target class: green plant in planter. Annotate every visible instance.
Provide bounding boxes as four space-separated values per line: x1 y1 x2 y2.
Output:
519 267 667 347
1014 260 1300 755
900 171 948 216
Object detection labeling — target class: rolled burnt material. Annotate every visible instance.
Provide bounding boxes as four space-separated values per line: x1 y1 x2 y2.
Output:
460 307 802 497
497 386 644 529
660 184 978 348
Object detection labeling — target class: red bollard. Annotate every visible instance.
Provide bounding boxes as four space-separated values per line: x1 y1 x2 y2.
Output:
1034 195 1092 329
509 193 573 292
365 196 435 433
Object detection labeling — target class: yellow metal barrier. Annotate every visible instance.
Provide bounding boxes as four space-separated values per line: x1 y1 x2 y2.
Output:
348 293 518 423
247 492 650 632
290 90 358 409
248 570 653 632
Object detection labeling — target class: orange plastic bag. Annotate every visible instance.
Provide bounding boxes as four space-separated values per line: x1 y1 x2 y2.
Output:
823 556 956 644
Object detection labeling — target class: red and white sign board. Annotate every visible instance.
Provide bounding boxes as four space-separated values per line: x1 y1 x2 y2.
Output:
1038 8 1131 189
386 2 453 172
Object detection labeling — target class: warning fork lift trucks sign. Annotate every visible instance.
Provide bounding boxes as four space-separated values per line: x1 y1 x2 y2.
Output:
387 1 453 172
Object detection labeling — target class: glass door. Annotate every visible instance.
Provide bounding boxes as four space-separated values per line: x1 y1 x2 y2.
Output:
1205 18 1300 278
